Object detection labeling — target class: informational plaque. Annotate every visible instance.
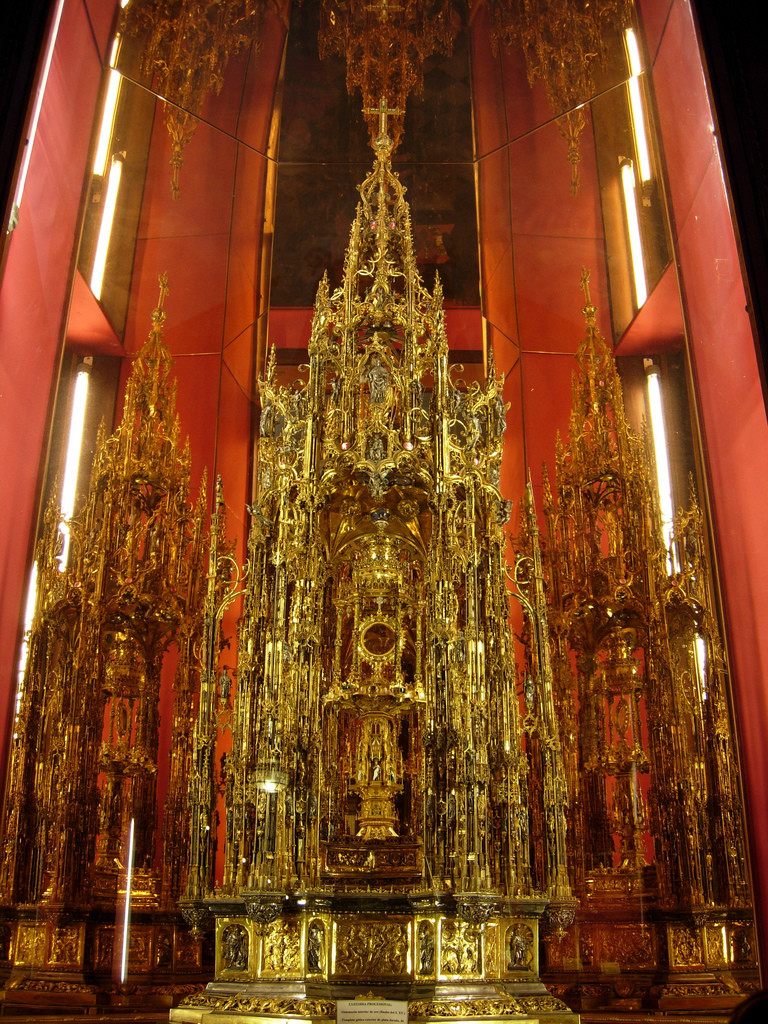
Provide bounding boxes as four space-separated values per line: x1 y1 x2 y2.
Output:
336 998 408 1024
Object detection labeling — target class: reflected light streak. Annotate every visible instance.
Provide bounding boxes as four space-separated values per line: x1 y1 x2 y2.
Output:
621 161 647 308
645 362 677 573
58 364 90 571
90 156 123 299
625 29 652 182
121 817 136 984
93 37 123 176
15 562 39 718
8 0 66 227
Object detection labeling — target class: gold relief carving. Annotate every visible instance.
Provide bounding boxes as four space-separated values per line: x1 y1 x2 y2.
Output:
544 936 565 971
730 923 756 965
221 923 249 972
601 924 653 967
6 978 94 994
417 920 435 976
48 924 81 967
307 919 325 974
334 920 408 977
176 929 201 967
0 922 12 963
180 993 336 1017
15 924 45 966
578 929 595 968
505 922 534 971
261 919 301 976
409 995 569 1017
95 928 114 970
156 927 173 968
325 844 420 874
484 924 499 977
440 920 480 977
128 926 153 971
705 926 727 966
670 925 704 967
659 981 739 998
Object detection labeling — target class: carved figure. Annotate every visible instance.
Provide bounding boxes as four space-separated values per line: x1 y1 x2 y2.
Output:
307 920 325 973
508 926 531 969
418 921 434 975
221 924 248 970
218 667 232 700
367 357 389 404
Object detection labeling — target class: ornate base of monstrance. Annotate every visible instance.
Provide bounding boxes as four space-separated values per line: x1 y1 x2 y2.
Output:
171 893 578 1024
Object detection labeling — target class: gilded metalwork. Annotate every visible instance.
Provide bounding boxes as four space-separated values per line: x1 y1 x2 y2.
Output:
440 920 480 977
506 924 533 971
222 923 250 971
262 919 301 974
119 0 274 197
335 920 408 977
487 0 632 193
523 270 757 1009
319 1 456 149
185 120 570 909
177 114 575 1023
0 279 209 1002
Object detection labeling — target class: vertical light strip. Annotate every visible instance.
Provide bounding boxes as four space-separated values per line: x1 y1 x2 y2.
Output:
625 29 652 183
694 635 709 701
15 562 39 720
90 156 123 299
8 0 67 228
621 161 647 308
93 37 123 176
645 362 677 573
121 817 136 984
58 364 90 571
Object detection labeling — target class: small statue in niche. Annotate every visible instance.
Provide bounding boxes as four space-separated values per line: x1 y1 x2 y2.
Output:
454 630 467 665
260 396 274 437
367 357 389 404
368 434 386 464
156 929 172 967
493 392 506 437
467 411 482 450
307 920 325 973
508 925 532 970
222 924 248 971
419 921 435 975
218 666 232 700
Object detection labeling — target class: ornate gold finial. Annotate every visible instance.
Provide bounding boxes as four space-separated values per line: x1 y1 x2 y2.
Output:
487 0 632 194
119 0 272 198
579 265 597 325
149 272 170 334
319 0 456 151
364 96 405 153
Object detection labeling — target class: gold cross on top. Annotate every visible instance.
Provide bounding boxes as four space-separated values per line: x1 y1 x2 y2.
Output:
364 96 405 141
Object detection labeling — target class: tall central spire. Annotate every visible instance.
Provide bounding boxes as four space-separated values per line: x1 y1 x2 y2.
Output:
178 93 576 1024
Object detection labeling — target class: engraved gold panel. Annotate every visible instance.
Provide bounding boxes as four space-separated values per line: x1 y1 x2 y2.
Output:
14 924 46 967
217 918 253 980
439 920 481 979
669 924 704 968
260 919 301 977
333 919 410 979
48 924 82 968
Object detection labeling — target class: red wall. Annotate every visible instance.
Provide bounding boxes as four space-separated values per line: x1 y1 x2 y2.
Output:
1 0 767 971
0 0 117 798
640 0 768 962
470 4 610 513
